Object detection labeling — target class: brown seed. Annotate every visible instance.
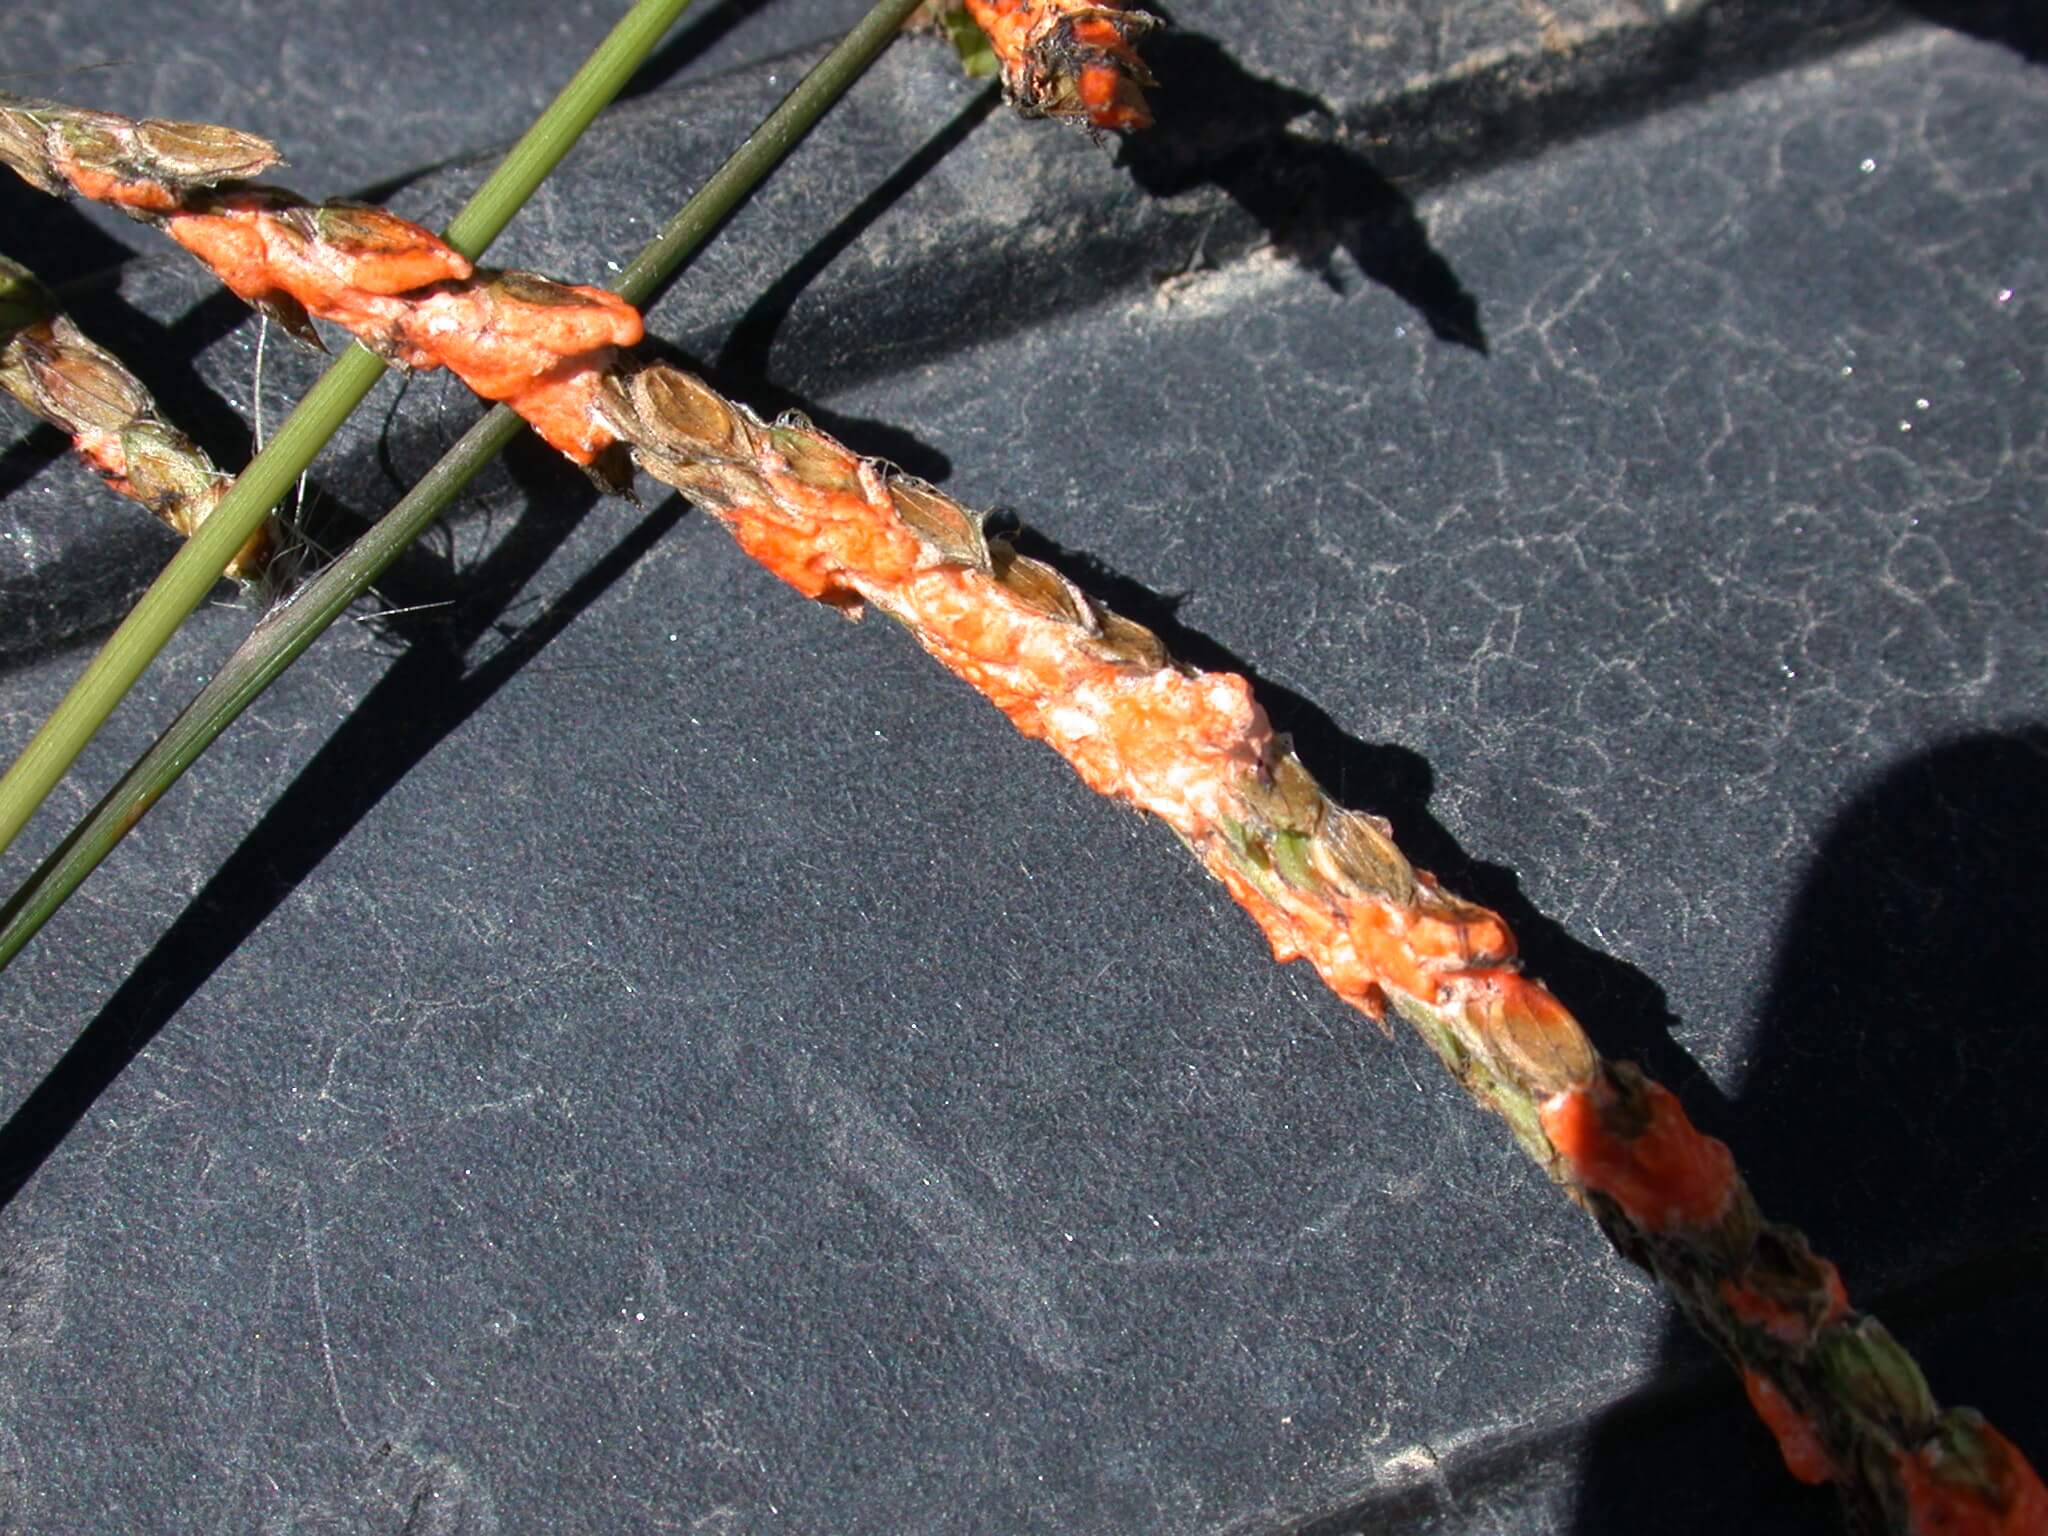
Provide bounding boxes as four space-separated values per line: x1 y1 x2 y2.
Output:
1315 805 1417 905
52 113 126 174
990 543 1097 631
130 116 279 184
1089 611 1169 670
614 366 743 458
1479 982 1597 1097
769 423 864 494
22 320 151 434
889 479 988 568
493 268 598 308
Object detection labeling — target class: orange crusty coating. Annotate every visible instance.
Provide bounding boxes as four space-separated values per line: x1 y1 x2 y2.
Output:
1723 1248 1852 1486
1896 1425 2048 1536
163 193 472 313
26 96 280 211
383 277 644 465
1734 1352 2048 1530
60 417 139 500
48 152 183 214
621 381 1590 1098
964 0 1155 131
1741 1368 1839 1486
1538 1071 1738 1234
161 197 641 464
1720 1257 1851 1348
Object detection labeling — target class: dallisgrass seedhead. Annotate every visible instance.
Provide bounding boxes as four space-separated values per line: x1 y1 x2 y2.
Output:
0 0 703 876
0 256 266 577
2 10 2042 1530
960 0 1159 130
0 92 278 207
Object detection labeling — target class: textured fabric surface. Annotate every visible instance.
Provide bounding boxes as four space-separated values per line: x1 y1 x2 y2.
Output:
0 4 2042 1531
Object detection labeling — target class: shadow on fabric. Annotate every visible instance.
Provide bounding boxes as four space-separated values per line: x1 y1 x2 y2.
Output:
1906 0 2047 62
0 442 651 1210
1568 727 2048 1533
1115 20 1487 352
999 522 1712 1108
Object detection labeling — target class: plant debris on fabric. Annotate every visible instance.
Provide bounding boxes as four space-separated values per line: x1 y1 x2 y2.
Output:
2 41 2043 1536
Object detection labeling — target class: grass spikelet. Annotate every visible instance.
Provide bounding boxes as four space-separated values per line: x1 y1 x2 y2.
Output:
0 91 279 209
0 120 650 467
0 256 270 579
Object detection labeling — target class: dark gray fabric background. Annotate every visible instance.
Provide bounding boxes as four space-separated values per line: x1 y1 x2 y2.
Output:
1 2 2042 1531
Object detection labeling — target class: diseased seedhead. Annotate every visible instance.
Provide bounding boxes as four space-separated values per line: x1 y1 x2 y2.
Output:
292 201 473 294
5 315 152 437
1024 8 1159 132
0 92 278 209
125 113 279 185
959 2 1160 132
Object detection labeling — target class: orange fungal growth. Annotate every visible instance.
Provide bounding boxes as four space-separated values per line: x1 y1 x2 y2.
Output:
1720 1258 1851 1348
301 203 477 295
49 153 183 213
897 571 1269 833
30 141 641 464
1740 1369 1837 1485
1896 1424 2048 1536
597 363 1600 1120
1539 1069 1739 1233
3 93 280 208
68 425 132 492
164 193 471 321
963 0 1157 131
623 337 2041 1536
159 198 638 464
388 276 643 463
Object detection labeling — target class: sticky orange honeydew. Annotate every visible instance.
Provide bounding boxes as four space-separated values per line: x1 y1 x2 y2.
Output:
1740 1368 1837 1485
1719 1260 1851 1348
708 423 1591 1064
162 199 467 333
1071 21 1151 132
1896 1427 2048 1536
964 0 1050 67
964 0 1153 131
160 200 639 464
52 154 182 213
395 284 642 464
66 427 135 498
1539 1072 1738 1233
